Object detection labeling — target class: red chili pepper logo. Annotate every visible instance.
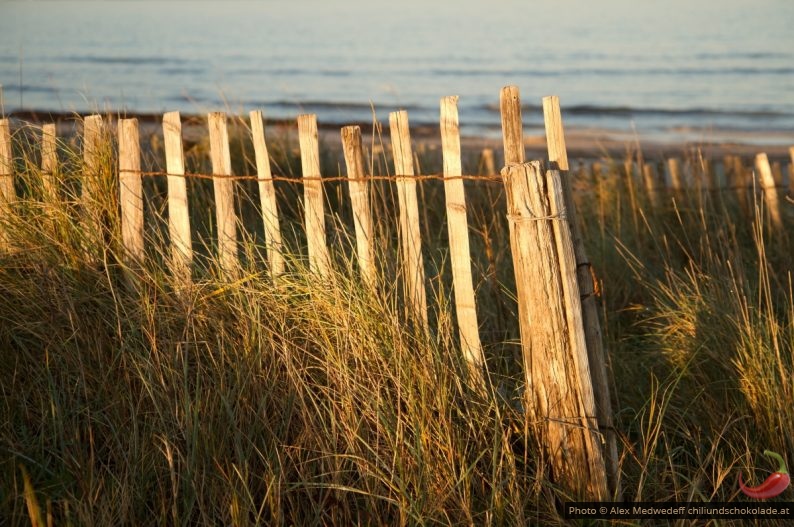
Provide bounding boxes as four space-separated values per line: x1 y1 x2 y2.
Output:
739 450 790 499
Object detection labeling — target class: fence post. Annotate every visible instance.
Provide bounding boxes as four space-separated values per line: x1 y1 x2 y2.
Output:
642 163 659 207
250 110 284 278
666 157 682 191
755 153 782 231
789 147 794 196
440 96 485 380
500 86 525 165
208 112 238 275
40 123 58 200
297 114 330 277
82 115 108 256
480 148 496 175
118 118 144 267
0 119 12 252
389 110 429 331
341 125 376 288
162 111 192 281
501 160 608 500
542 95 620 497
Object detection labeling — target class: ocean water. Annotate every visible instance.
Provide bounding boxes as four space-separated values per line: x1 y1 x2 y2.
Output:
1 0 793 144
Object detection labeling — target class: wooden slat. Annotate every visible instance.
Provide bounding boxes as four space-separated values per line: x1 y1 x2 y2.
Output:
542 95 569 170
341 125 375 288
208 112 238 275
162 111 192 278
755 153 782 230
643 163 659 207
118 118 144 264
389 110 428 330
789 147 794 195
666 157 682 190
297 114 330 277
440 96 484 378
250 110 284 277
40 123 58 199
480 147 496 175
500 86 525 165
0 119 13 251
81 115 105 253
542 97 620 497
501 160 608 500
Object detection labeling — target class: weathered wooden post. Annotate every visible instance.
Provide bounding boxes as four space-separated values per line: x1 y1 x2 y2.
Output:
543 94 620 496
40 123 58 200
501 160 609 500
118 118 144 267
642 162 659 208
666 157 683 191
162 111 192 281
389 110 429 330
440 96 485 381
480 148 496 176
208 112 239 275
341 125 376 289
250 110 284 277
755 153 782 231
789 147 794 196
0 119 13 252
297 114 330 277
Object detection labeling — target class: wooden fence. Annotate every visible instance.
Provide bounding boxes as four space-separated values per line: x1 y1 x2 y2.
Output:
1 86 792 499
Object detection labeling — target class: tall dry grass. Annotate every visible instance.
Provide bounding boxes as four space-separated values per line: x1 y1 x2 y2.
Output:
0 118 792 525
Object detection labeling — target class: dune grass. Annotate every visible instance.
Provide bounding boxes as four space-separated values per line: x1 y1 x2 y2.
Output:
1 118 793 525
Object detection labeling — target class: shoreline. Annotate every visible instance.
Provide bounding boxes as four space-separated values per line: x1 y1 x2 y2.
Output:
4 109 793 163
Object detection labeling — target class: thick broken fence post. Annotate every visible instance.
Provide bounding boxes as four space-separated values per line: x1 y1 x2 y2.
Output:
501 161 608 500
542 95 620 497
440 96 485 382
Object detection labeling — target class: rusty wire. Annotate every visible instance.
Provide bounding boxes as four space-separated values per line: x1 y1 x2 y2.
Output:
118 170 506 183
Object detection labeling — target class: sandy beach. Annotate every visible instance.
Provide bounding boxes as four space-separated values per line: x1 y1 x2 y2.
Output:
6 109 793 167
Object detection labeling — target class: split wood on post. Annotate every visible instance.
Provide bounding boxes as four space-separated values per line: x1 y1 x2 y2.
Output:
389 109 429 330
542 95 620 497
298 113 330 278
500 86 525 165
208 112 239 275
440 95 485 380
118 118 144 266
501 161 608 500
755 153 782 231
0 119 12 252
162 111 193 280
251 110 284 277
40 123 58 199
341 125 376 288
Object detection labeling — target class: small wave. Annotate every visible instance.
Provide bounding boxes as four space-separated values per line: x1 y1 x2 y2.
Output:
1 84 60 95
61 55 179 66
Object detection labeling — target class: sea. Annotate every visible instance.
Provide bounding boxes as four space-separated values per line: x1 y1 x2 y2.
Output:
1 0 793 145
